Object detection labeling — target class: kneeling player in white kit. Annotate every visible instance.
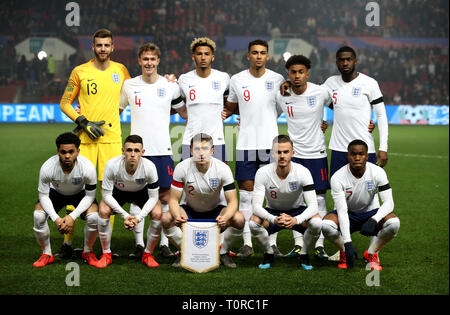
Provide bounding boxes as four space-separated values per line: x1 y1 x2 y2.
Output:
97 135 160 268
322 139 400 270
161 133 245 268
33 132 99 267
251 135 322 270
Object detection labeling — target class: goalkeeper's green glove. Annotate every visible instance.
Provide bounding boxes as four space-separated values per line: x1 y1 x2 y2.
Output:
74 115 105 140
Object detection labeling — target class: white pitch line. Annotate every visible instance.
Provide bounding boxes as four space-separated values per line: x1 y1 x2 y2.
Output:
389 152 449 159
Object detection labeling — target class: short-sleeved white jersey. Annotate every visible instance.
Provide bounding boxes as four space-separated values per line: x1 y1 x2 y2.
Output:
228 69 284 150
171 157 235 212
120 75 184 156
253 162 315 211
102 155 159 192
38 155 97 196
178 69 230 145
331 162 389 214
276 83 331 159
322 73 386 153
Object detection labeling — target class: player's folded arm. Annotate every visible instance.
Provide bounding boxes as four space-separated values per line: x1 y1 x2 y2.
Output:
371 183 394 222
38 192 60 222
68 188 96 220
102 189 130 220
136 183 160 222
295 187 319 224
252 193 276 224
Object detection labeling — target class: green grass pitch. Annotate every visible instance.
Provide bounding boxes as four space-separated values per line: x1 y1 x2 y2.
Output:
0 123 448 295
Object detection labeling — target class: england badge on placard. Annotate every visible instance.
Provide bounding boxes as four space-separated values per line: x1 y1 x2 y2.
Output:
72 177 82 185
112 73 120 84
209 178 219 189
193 230 208 248
157 88 166 97
307 96 316 107
265 81 274 91
366 180 375 192
212 81 221 91
289 181 298 191
352 87 361 97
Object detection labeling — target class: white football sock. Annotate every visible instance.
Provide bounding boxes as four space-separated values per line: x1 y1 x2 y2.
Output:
322 219 344 251
269 232 278 246
239 190 253 247
33 210 52 255
293 230 304 247
220 227 242 255
249 221 272 254
300 217 322 255
130 203 145 247
160 230 169 247
164 226 182 249
98 216 112 253
315 194 326 248
368 217 400 254
83 212 98 253
145 220 161 254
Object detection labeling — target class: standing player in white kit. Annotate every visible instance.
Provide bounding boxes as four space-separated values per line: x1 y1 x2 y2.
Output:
223 39 285 257
178 37 230 162
120 43 187 259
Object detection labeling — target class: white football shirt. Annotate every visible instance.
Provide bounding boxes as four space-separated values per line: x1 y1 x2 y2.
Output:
331 162 393 242
171 157 235 212
178 69 230 145
322 73 388 153
276 82 330 159
120 75 184 156
38 155 97 196
102 155 159 192
253 162 315 210
228 69 284 150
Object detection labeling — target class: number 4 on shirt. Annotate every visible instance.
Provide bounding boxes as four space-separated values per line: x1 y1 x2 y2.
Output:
135 95 141 107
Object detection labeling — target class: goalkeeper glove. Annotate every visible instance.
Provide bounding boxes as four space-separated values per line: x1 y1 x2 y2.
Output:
74 115 105 140
344 242 358 269
360 218 378 236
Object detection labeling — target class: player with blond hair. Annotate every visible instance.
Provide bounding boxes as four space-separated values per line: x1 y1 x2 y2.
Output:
119 42 187 259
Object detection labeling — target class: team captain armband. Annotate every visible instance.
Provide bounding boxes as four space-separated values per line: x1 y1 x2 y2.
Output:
378 183 391 192
303 184 315 191
172 180 184 189
370 97 384 105
147 181 160 190
85 184 97 191
223 182 236 191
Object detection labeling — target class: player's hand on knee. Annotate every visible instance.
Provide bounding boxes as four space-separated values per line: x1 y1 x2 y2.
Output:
344 242 358 268
175 215 187 226
216 216 228 229
360 218 378 236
